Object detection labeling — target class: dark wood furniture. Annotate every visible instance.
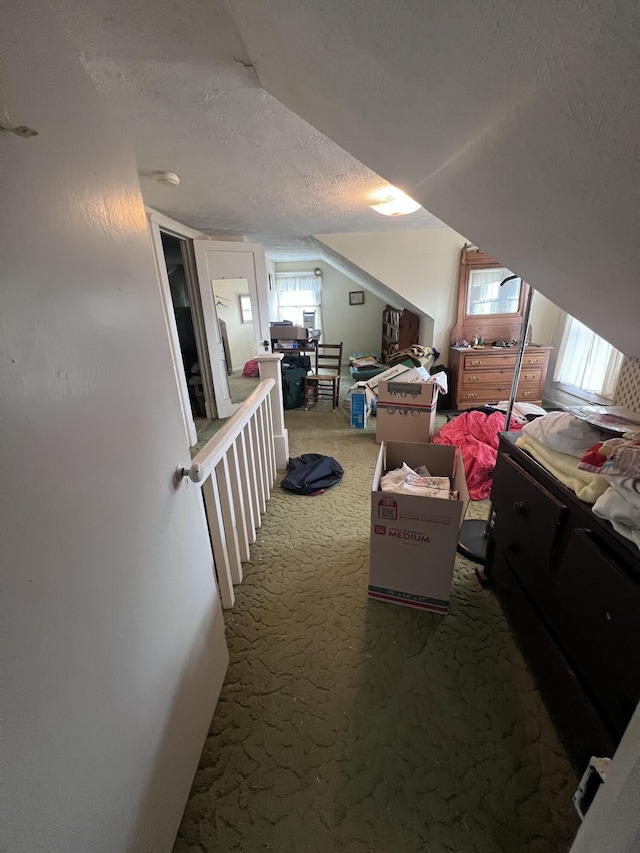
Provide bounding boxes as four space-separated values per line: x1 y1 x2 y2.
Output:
448 345 552 409
449 248 552 409
304 343 343 411
381 305 419 364
486 433 640 770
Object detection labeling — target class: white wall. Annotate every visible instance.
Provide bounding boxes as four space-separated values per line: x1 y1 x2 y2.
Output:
530 290 562 346
275 261 387 360
317 228 467 363
319 231 564 361
0 6 227 852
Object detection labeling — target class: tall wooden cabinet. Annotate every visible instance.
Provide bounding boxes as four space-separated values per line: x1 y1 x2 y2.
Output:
449 248 552 409
381 305 419 364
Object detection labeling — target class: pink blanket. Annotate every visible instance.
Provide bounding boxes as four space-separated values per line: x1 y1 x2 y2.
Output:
432 411 524 500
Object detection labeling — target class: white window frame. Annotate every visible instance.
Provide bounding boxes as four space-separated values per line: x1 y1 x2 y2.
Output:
553 313 624 404
273 271 322 330
239 294 253 324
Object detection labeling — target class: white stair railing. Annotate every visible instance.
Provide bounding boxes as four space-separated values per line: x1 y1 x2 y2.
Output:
177 354 288 608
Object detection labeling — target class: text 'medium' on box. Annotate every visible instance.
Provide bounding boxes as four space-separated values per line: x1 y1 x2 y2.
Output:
369 442 469 614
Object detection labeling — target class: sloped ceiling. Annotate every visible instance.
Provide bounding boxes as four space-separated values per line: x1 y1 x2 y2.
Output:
64 0 443 242
230 0 640 356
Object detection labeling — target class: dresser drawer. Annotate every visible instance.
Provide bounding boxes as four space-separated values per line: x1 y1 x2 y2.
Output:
458 385 543 405
492 454 567 599
463 352 517 369
553 528 640 738
461 367 542 387
523 353 547 367
462 350 548 370
491 548 616 766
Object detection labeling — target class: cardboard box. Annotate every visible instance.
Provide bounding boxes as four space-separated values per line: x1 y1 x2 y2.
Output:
270 324 308 341
375 378 439 444
369 442 469 613
365 361 413 394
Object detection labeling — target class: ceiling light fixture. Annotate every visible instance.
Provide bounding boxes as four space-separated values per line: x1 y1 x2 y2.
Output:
153 171 181 186
369 185 421 216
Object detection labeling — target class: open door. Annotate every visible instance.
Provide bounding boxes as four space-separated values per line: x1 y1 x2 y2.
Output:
194 240 271 419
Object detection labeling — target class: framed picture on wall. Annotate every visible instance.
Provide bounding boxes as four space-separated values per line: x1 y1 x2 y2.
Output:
349 291 365 305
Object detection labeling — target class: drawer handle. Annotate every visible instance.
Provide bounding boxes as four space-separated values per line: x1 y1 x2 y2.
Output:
512 501 528 517
468 375 480 382
524 373 536 380
470 359 481 366
527 357 540 364
465 392 478 399
522 390 534 398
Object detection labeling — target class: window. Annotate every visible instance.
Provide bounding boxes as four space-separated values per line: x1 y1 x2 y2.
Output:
239 294 252 324
274 271 322 330
554 315 623 401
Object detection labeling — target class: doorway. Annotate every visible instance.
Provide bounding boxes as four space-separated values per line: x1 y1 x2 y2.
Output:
157 230 216 441
149 213 270 443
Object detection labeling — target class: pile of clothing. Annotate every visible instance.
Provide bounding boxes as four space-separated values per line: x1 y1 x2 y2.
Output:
516 411 640 551
516 411 610 503
431 408 529 500
582 434 640 551
380 462 457 499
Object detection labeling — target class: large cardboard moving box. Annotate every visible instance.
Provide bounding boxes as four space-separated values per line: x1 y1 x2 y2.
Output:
375 376 439 444
369 442 469 613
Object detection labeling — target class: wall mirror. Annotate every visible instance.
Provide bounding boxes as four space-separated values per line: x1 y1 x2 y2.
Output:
451 248 530 346
212 277 259 404
466 266 521 316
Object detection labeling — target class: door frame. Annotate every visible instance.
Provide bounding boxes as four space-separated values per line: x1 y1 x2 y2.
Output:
147 209 216 445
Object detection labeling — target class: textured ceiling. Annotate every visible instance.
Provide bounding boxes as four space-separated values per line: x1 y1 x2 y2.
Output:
65 0 443 249
229 0 640 356
59 0 640 354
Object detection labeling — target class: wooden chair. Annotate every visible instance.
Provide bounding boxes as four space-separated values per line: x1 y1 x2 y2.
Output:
304 343 343 411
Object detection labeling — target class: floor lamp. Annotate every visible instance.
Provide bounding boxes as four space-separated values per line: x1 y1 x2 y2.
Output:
457 276 536 568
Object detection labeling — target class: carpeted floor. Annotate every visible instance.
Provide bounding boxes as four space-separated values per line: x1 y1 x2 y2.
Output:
174 379 579 853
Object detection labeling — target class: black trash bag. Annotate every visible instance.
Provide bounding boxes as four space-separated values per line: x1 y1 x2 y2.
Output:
280 453 344 495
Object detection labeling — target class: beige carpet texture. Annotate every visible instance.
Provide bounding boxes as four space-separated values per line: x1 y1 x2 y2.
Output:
175 391 579 852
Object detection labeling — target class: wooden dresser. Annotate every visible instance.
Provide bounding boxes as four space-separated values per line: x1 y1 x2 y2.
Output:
448 345 552 410
487 433 640 770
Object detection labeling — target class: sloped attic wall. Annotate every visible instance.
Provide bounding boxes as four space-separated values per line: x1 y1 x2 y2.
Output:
230 0 640 358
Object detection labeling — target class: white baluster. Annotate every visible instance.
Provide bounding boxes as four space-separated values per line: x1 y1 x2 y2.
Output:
216 455 242 585
228 439 250 563
237 428 257 543
250 414 267 515
201 474 235 609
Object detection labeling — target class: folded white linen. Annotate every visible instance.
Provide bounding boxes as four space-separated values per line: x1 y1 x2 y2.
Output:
521 411 607 457
605 475 640 511
592 488 640 551
515 433 609 503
